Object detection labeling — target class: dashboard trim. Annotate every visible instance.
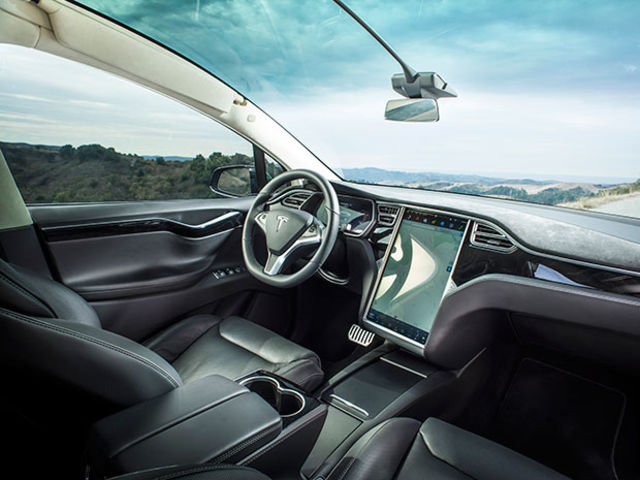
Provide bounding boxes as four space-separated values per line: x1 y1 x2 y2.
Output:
370 201 640 279
40 211 244 241
343 181 640 274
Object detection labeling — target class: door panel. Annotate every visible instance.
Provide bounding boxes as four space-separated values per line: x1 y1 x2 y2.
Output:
46 229 236 300
29 199 273 340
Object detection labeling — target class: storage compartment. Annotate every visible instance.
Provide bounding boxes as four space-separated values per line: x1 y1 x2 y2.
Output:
88 375 282 478
303 350 454 480
241 375 305 417
323 350 436 419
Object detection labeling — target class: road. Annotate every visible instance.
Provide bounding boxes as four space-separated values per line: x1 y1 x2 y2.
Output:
593 194 640 217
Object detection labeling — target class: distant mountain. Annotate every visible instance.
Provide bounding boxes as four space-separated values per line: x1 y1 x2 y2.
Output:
341 167 552 186
340 167 609 206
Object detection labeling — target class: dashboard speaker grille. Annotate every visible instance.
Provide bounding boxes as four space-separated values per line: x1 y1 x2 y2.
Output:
470 222 516 253
377 204 401 227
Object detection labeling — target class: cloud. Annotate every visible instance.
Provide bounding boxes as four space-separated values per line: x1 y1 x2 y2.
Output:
1 0 639 183
68 100 112 108
0 93 59 103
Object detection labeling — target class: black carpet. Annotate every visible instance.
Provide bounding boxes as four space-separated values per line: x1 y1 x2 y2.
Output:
489 358 625 480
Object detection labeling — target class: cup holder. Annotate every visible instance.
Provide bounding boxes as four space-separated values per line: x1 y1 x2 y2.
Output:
240 376 305 417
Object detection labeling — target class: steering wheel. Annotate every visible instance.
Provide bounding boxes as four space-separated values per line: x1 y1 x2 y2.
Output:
242 169 340 288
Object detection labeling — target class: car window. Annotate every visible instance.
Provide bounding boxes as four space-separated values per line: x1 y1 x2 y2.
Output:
76 0 640 220
0 44 272 203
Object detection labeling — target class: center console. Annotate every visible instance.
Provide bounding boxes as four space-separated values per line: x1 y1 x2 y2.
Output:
300 347 458 479
88 373 327 479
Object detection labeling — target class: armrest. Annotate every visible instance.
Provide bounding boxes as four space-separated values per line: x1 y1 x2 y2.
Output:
88 375 282 477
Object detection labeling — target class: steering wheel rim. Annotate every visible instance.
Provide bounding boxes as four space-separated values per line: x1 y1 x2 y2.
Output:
242 169 340 288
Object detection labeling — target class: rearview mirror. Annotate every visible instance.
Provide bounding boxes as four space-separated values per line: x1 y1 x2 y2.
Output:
384 98 439 122
209 165 257 197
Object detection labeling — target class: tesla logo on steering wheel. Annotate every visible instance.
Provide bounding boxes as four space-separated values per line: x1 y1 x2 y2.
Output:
276 215 288 232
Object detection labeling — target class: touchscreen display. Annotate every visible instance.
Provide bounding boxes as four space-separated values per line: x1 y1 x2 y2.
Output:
366 209 468 345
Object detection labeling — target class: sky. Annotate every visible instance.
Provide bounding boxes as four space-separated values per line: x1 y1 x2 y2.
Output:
1 0 639 183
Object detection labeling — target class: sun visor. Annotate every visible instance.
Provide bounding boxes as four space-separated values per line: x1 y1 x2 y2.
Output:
39 1 235 114
0 7 41 47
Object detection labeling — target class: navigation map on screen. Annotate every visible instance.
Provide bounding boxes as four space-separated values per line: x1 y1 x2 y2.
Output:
366 210 467 345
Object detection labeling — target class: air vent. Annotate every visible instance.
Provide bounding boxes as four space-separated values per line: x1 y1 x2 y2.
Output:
282 191 312 208
377 203 401 227
470 222 516 253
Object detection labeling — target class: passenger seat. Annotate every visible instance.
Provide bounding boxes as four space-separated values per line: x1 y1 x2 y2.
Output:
112 417 569 480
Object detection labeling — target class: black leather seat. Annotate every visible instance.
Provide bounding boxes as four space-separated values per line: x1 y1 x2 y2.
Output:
113 417 569 480
325 417 569 480
0 258 323 412
146 314 323 388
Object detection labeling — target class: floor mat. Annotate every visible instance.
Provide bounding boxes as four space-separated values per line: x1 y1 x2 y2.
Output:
489 358 626 480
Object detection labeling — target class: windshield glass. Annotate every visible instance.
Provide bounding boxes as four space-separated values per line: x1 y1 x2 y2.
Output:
38 1 640 217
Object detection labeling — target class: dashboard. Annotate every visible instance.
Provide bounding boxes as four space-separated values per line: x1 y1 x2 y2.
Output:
275 186 640 356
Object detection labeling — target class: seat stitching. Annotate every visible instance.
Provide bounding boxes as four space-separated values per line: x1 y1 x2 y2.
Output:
275 358 322 378
151 464 253 480
274 369 324 390
0 308 180 388
147 316 221 362
211 422 282 463
0 272 55 317
219 321 318 365
217 328 284 366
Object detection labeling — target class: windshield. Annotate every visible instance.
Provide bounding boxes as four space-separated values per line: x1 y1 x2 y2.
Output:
33 1 640 217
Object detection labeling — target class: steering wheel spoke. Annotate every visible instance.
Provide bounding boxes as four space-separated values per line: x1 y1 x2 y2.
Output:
263 221 323 276
264 251 285 276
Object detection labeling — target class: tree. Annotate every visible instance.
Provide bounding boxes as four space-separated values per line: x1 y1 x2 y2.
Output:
59 144 75 159
77 144 106 162
155 156 166 165
190 154 206 171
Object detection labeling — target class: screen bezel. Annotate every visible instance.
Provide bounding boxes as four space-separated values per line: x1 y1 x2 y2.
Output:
362 206 470 352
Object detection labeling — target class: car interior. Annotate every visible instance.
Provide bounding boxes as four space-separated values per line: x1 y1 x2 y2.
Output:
1 1 640 480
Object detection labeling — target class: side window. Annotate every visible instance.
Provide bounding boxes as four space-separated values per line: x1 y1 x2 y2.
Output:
0 44 280 203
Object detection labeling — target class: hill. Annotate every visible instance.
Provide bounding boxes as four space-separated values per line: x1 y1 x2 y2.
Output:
1 142 251 203
2 142 633 208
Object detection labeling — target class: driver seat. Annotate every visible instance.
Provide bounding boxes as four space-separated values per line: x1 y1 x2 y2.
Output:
0 258 323 411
